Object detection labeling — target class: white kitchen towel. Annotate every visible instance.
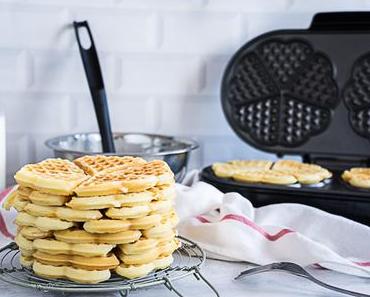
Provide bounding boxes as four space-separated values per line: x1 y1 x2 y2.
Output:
176 172 370 278
0 187 17 246
0 112 5 190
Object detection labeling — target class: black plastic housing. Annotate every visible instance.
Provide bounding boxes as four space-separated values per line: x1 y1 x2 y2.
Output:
200 12 370 224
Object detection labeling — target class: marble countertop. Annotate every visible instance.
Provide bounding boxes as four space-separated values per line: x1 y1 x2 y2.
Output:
2 259 370 297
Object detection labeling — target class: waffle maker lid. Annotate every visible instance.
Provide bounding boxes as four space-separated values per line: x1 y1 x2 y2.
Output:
221 12 370 165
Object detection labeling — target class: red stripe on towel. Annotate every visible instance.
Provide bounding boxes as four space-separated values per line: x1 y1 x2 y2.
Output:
0 212 14 239
196 215 210 223
0 187 12 202
196 213 294 241
0 187 16 239
354 261 370 267
223 214 294 241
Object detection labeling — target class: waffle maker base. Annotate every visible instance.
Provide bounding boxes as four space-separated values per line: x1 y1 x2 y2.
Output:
200 166 370 225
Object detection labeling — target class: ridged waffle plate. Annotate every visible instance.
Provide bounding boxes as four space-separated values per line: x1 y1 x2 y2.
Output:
221 12 370 158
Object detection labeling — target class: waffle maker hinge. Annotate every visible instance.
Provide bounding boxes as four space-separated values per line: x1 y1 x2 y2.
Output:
302 153 370 171
309 12 370 31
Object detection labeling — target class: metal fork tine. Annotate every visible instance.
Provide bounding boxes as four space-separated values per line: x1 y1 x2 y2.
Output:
235 262 370 297
234 264 274 280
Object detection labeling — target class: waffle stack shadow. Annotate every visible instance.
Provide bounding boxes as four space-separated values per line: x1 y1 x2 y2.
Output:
4 155 179 283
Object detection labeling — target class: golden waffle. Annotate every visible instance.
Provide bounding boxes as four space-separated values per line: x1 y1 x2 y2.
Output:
66 191 154 210
149 200 172 214
18 186 33 197
15 212 75 231
20 254 34 268
19 226 52 240
291 171 328 184
105 205 151 220
212 160 273 178
3 191 28 212
66 195 121 210
83 219 131 234
2 187 18 210
143 160 174 186
342 168 370 188
343 168 370 176
33 251 119 270
158 233 177 246
119 192 155 206
212 163 237 178
23 203 102 222
272 160 332 184
29 190 70 206
74 160 174 196
119 238 158 255
161 210 180 228
74 170 156 196
228 160 273 168
14 159 88 195
23 203 57 217
142 222 174 240
54 229 141 245
60 208 100 221
115 262 155 279
33 261 111 284
15 233 34 255
33 238 115 257
158 239 180 257
19 248 33 257
13 196 28 211
233 170 297 185
74 155 146 176
107 160 175 185
153 254 174 269
213 159 332 185
117 248 159 265
129 214 162 230
149 184 176 201
56 207 102 222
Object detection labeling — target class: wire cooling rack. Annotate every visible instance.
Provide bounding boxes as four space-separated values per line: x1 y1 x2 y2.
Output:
0 236 219 296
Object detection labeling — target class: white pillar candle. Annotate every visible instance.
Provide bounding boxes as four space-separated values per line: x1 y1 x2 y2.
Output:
0 113 5 189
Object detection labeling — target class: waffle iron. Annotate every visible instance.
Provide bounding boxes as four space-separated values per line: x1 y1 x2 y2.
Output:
200 12 370 225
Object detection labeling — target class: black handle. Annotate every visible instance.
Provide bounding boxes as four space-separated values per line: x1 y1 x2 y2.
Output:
73 21 115 153
310 12 370 31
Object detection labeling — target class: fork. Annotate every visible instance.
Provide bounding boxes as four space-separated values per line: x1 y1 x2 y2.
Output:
235 262 370 297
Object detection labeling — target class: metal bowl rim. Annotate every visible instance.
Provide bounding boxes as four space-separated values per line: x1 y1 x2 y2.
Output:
45 132 199 157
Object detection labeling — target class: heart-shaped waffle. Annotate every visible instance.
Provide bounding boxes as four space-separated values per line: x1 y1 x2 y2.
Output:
14 159 88 195
75 160 174 196
74 155 146 176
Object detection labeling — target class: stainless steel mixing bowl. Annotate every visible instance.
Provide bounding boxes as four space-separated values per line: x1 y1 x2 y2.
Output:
45 132 198 182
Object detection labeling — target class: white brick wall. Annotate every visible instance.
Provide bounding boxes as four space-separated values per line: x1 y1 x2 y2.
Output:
1 0 370 184
119 54 205 94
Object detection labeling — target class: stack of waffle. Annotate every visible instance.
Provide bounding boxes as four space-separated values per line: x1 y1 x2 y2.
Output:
3 155 179 283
